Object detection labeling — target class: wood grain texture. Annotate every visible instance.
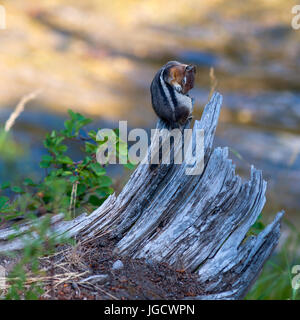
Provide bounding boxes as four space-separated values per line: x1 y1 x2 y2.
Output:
0 92 284 299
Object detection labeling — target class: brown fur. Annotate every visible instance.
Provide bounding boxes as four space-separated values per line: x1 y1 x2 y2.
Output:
182 65 196 94
167 64 196 94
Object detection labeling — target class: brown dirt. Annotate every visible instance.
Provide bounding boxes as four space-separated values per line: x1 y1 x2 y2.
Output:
39 236 205 300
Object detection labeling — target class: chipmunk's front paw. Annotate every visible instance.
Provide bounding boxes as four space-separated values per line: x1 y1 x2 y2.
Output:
174 83 182 93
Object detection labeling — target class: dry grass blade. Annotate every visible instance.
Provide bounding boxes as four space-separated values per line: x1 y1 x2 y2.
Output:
92 284 118 300
208 67 218 101
0 270 89 290
78 282 118 300
4 89 43 132
81 229 112 245
69 181 79 219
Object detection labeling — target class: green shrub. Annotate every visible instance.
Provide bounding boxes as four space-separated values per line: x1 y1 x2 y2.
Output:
0 109 133 299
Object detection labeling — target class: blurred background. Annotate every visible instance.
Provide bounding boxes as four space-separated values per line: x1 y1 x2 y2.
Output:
0 0 299 230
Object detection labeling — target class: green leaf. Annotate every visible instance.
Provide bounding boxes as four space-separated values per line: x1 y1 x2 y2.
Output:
75 119 92 132
70 176 79 183
88 130 97 140
76 183 87 196
124 162 136 170
11 186 23 193
88 195 104 206
82 156 92 165
79 169 91 178
61 171 73 176
64 119 74 136
42 155 53 162
66 110 92 135
40 155 53 168
0 196 9 210
56 155 73 165
89 163 106 176
1 181 10 190
67 109 77 121
56 144 68 154
85 142 97 153
40 161 50 168
23 178 36 187
95 187 113 197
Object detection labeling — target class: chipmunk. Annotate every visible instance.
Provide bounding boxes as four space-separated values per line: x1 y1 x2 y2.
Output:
149 61 196 171
150 61 196 129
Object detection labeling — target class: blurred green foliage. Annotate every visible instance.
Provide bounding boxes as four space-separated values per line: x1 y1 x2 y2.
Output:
246 218 300 300
5 214 74 300
0 130 25 161
0 109 133 299
0 109 132 222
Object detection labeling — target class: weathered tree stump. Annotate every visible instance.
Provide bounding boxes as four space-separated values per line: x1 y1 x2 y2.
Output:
0 92 284 299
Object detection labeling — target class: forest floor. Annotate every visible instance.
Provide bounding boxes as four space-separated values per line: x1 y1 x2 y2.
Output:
38 236 205 300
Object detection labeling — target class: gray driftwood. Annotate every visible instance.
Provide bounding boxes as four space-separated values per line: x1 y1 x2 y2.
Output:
0 92 284 299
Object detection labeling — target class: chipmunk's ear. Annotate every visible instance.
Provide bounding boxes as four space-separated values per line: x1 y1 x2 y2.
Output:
185 65 196 74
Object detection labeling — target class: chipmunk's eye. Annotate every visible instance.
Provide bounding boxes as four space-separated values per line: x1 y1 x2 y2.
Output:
182 76 187 85
185 65 196 73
